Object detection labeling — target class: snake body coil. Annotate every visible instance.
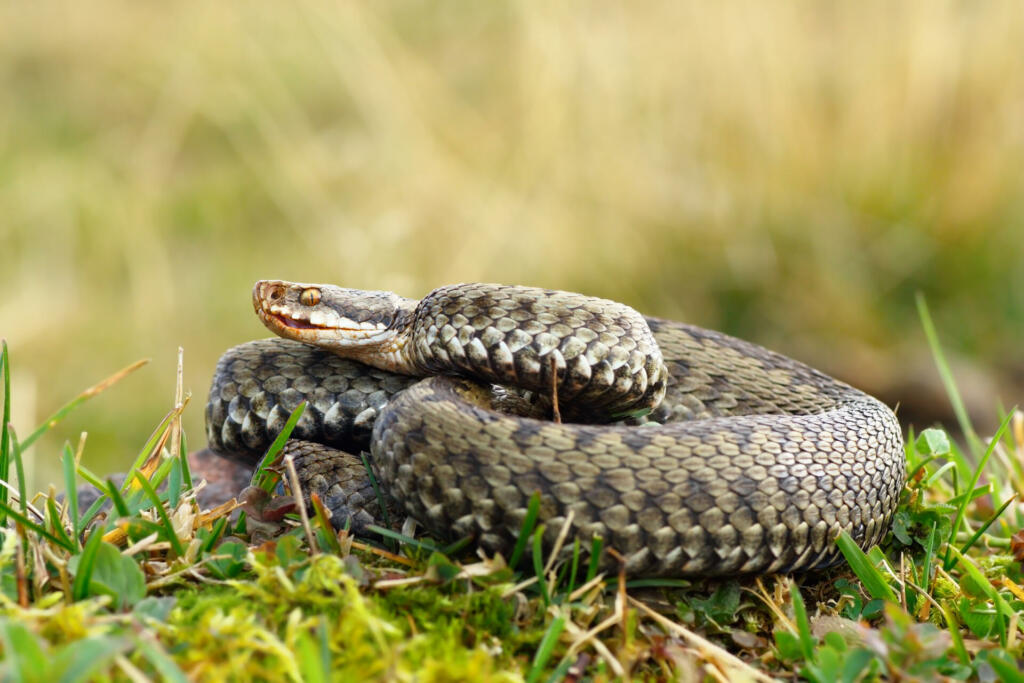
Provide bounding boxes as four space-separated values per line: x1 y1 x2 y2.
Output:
207 282 904 577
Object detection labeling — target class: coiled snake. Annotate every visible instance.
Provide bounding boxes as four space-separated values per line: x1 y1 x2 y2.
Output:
205 281 904 577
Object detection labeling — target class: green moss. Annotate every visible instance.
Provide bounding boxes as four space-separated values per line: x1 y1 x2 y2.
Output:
160 553 527 681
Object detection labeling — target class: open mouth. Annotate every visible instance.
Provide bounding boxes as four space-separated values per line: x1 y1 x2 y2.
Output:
266 311 376 336
268 311 331 331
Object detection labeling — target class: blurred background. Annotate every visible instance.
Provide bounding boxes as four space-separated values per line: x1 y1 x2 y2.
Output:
2 1 1022 491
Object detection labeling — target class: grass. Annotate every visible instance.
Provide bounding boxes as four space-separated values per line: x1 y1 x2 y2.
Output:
3 1 1024 491
1 302 1024 681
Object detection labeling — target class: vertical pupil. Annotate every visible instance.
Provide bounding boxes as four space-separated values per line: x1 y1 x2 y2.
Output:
301 289 319 306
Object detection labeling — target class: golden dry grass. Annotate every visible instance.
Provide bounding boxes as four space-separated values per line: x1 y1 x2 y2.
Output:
2 0 1023 487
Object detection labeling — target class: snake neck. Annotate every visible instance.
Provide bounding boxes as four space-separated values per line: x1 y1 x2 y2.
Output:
315 302 422 375
360 307 421 374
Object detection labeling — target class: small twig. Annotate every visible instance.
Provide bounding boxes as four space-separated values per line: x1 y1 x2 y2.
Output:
549 356 561 424
284 454 318 555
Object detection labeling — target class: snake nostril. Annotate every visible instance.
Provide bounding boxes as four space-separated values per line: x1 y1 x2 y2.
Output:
268 286 284 301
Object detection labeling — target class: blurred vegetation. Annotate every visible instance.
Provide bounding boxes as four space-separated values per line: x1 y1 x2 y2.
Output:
1 0 1023 489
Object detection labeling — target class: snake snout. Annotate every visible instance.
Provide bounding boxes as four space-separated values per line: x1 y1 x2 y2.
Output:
252 280 288 313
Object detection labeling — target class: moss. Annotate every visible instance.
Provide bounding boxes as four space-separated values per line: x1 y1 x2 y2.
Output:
159 553 528 681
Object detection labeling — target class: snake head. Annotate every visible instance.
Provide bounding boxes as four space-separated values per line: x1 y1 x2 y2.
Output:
253 280 417 368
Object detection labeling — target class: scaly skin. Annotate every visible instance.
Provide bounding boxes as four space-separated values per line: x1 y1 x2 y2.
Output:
205 281 904 577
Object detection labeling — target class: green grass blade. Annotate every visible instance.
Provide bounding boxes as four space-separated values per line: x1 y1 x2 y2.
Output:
251 401 307 491
359 450 390 530
178 429 193 492
78 490 112 530
532 524 550 607
921 522 938 588
790 581 815 660
0 620 47 680
75 463 108 491
566 539 581 597
364 525 441 553
525 615 565 683
0 499 75 552
7 427 27 516
72 528 106 600
944 409 1015 570
947 545 1015 647
135 638 188 683
148 453 178 491
199 517 229 555
922 461 957 488
61 442 80 543
544 657 575 683
509 491 541 569
552 558 571 600
130 518 183 543
958 493 1016 557
939 603 970 665
44 497 77 551
440 535 473 556
21 359 148 452
585 535 604 583
106 479 131 518
946 484 993 508
836 531 898 602
0 340 10 515
133 471 186 558
310 494 342 555
295 624 329 683
988 654 1024 683
916 294 982 456
166 457 183 509
51 635 129 681
907 454 944 484
624 578 692 590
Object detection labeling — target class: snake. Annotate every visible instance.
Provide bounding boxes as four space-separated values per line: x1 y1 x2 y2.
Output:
204 280 905 577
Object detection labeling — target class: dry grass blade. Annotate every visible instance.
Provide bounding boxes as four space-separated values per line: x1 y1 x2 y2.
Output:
542 509 574 576
628 597 775 683
285 454 317 554
560 612 626 679
21 359 150 451
169 347 185 488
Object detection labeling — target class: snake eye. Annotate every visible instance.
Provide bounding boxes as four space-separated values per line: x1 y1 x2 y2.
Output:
299 288 321 307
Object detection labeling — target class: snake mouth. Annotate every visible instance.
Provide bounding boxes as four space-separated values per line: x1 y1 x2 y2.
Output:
268 311 332 331
262 309 388 341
